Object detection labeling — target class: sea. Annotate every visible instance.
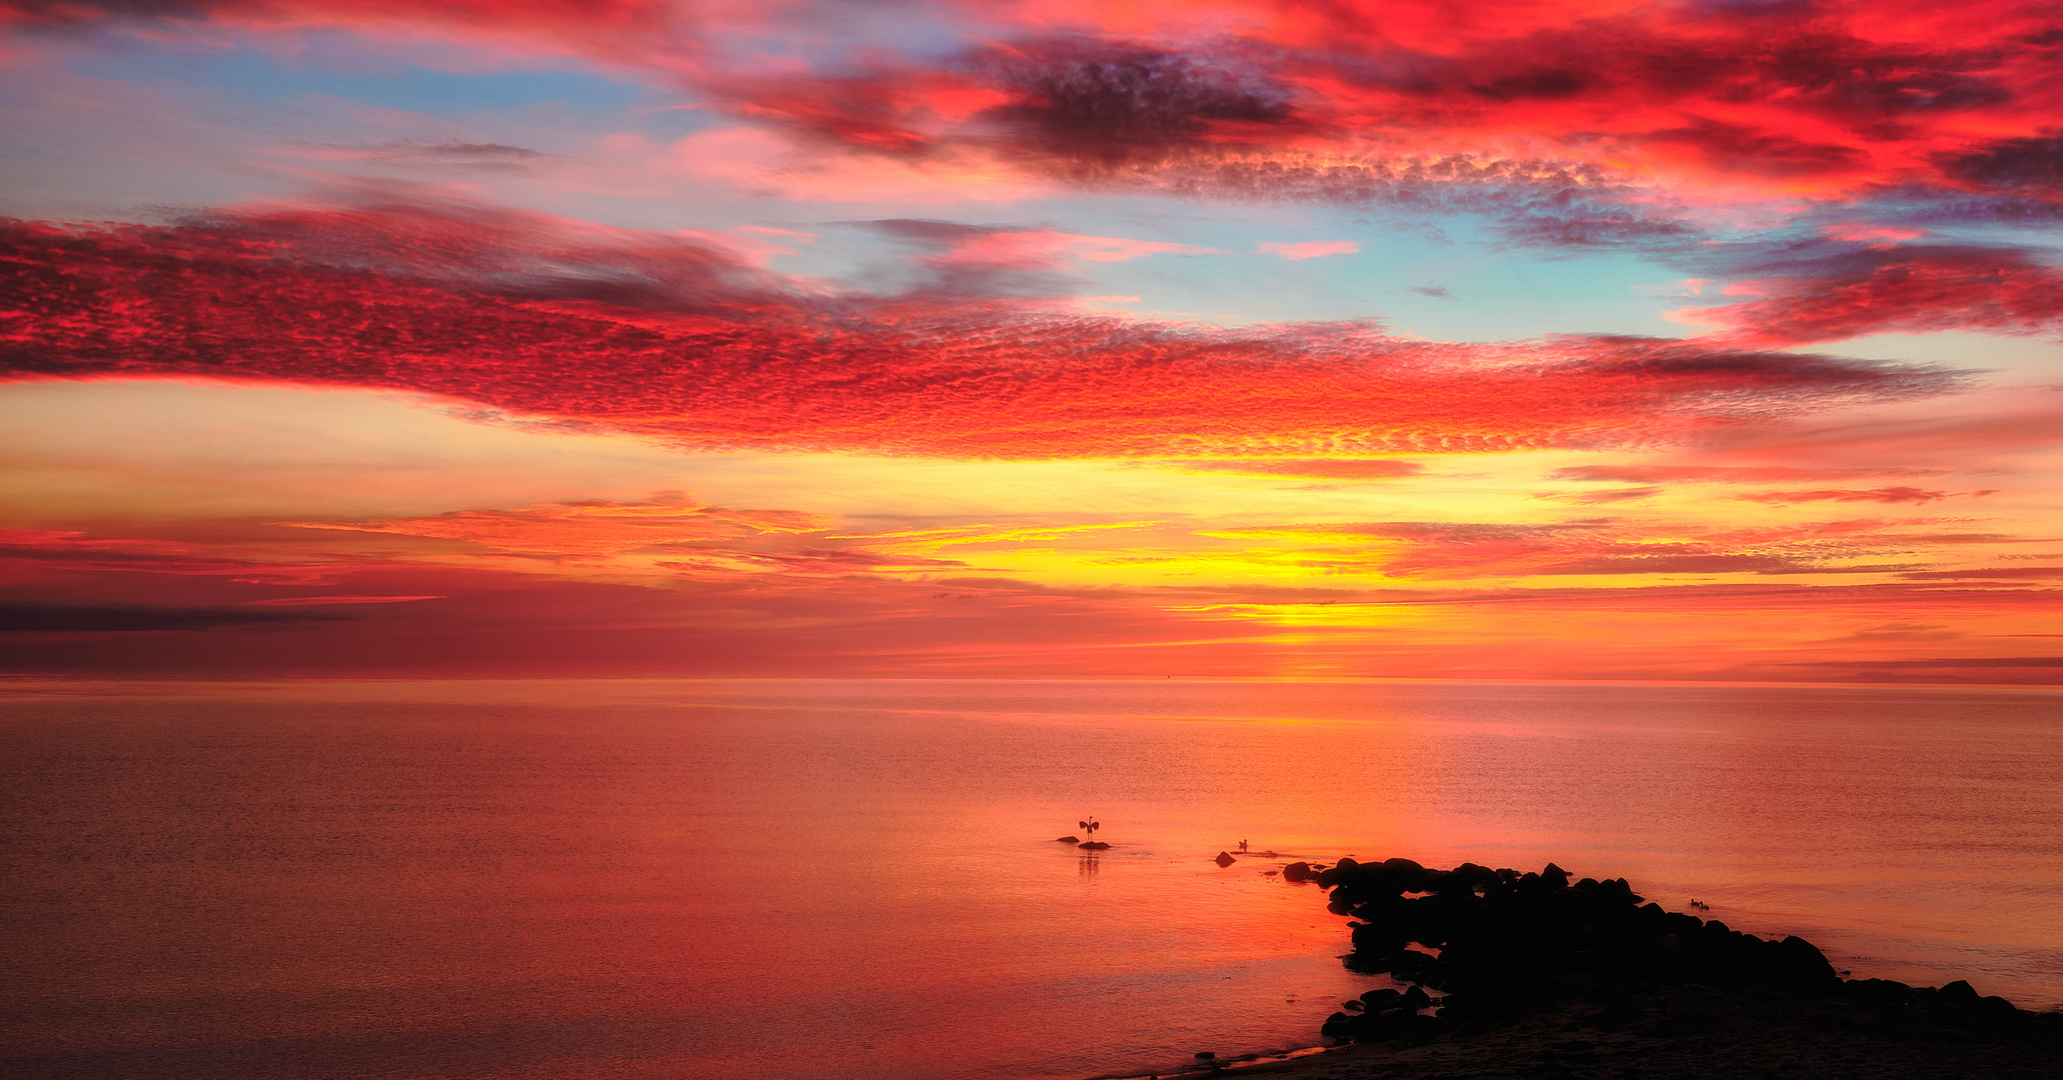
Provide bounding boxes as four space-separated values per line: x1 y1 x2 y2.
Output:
4 679 2060 1080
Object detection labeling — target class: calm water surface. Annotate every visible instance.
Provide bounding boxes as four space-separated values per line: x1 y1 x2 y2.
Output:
4 679 2061 1080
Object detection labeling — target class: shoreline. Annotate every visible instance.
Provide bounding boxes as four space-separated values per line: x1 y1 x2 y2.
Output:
1085 858 2063 1080
1104 986 2063 1079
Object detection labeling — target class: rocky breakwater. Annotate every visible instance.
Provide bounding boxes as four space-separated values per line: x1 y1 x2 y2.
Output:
1303 857 2050 1055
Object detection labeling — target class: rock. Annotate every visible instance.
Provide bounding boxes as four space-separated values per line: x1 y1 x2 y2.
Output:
1306 855 1954 1044
1840 977 1912 1006
1215 851 1236 867
1078 841 1110 849
1194 1051 1215 1059
1773 935 1840 988
1055 836 1079 843
1939 979 1982 1005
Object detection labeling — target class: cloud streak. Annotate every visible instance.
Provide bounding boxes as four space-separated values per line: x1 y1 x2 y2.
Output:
0 200 1964 460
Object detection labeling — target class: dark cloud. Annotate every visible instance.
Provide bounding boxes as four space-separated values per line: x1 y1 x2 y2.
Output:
1684 244 2063 345
1406 285 1453 299
1151 156 1702 249
0 602 343 631
1470 68 1591 102
1938 134 2063 192
1643 118 1866 178
853 218 1014 244
0 0 203 25
973 44 1305 174
278 141 554 176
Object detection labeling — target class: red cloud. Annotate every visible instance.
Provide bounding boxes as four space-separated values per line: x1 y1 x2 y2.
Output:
10 1 2060 207
0 201 1962 459
1680 247 2063 345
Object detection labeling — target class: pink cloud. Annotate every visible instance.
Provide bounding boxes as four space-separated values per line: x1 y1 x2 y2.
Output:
1258 240 1360 260
941 229 1223 265
1822 222 1927 243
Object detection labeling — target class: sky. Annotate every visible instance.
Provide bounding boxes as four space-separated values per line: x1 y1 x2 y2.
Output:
1 0 2059 682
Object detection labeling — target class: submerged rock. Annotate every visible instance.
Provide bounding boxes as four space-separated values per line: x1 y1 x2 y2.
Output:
1215 851 1236 867
1078 841 1110 850
1055 835 1079 843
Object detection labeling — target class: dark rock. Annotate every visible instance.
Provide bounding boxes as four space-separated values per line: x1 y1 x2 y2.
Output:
1340 999 1363 1011
1773 935 1840 989
1301 856 2020 1047
1980 995 2020 1023
1078 841 1109 849
1055 836 1079 843
1939 979 1982 1006
1194 1051 1215 1059
1841 977 1913 1006
1214 851 1235 867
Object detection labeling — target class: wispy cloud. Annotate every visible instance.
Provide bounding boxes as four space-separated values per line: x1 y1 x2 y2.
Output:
1258 240 1359 260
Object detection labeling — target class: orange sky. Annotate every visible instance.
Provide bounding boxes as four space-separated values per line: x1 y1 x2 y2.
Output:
1 0 2059 681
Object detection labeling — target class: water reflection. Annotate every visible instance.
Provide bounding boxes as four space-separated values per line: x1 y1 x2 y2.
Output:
1078 853 1100 878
